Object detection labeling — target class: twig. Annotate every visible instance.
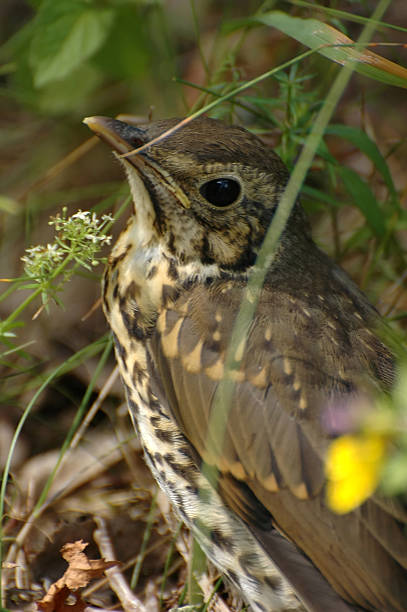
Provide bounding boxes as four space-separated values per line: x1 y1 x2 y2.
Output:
93 517 147 612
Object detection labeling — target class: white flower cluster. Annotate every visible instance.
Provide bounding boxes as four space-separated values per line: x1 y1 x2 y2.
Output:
21 243 64 279
22 208 113 281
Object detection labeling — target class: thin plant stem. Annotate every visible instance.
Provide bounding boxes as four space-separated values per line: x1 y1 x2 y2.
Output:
285 0 407 33
130 494 157 590
203 0 393 486
0 335 109 606
34 335 113 510
189 0 209 77
0 252 75 333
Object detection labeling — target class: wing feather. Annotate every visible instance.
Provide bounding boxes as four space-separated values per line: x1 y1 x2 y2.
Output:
147 276 407 610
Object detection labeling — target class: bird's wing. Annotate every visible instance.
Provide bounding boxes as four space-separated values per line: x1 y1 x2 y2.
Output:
148 280 407 611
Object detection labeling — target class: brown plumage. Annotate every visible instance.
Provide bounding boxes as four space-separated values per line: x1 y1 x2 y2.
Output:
84 115 407 611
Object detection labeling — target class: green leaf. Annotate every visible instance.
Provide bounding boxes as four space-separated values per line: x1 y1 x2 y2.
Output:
29 1 114 87
93 5 149 79
338 165 385 237
36 64 102 114
326 125 397 201
255 12 407 89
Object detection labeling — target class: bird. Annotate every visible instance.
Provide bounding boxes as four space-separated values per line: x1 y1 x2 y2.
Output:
84 114 407 611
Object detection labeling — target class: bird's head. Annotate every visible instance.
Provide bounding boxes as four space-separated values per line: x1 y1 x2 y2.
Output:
84 115 306 272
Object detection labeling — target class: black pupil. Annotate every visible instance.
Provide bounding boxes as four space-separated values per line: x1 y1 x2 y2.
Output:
199 178 240 207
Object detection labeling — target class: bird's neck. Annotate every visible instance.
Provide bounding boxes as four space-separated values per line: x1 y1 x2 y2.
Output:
103 213 339 341
102 219 232 339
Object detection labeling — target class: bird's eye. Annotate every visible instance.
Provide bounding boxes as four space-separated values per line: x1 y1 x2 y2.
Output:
199 178 241 207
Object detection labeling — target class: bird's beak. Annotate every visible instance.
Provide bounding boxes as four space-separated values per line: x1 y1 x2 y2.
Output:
83 116 191 209
83 116 147 157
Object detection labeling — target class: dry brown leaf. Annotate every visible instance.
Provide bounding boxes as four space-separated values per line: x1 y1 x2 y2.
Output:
36 540 117 612
37 586 86 612
257 12 407 89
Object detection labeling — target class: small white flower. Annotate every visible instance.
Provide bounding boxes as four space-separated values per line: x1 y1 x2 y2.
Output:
71 210 90 221
85 234 99 243
22 207 112 287
46 244 63 259
25 246 43 256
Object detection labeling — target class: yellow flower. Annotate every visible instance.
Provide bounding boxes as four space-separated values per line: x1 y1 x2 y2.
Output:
325 433 386 514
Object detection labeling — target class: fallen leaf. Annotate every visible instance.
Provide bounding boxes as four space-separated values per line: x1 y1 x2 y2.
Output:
37 540 117 611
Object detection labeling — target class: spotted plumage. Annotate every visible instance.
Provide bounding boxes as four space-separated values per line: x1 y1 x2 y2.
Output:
84 115 407 611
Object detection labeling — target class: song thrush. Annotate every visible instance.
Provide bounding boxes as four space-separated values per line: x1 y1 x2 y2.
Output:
84 115 407 612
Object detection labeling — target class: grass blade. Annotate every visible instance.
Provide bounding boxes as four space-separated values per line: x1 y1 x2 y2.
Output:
256 12 407 89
